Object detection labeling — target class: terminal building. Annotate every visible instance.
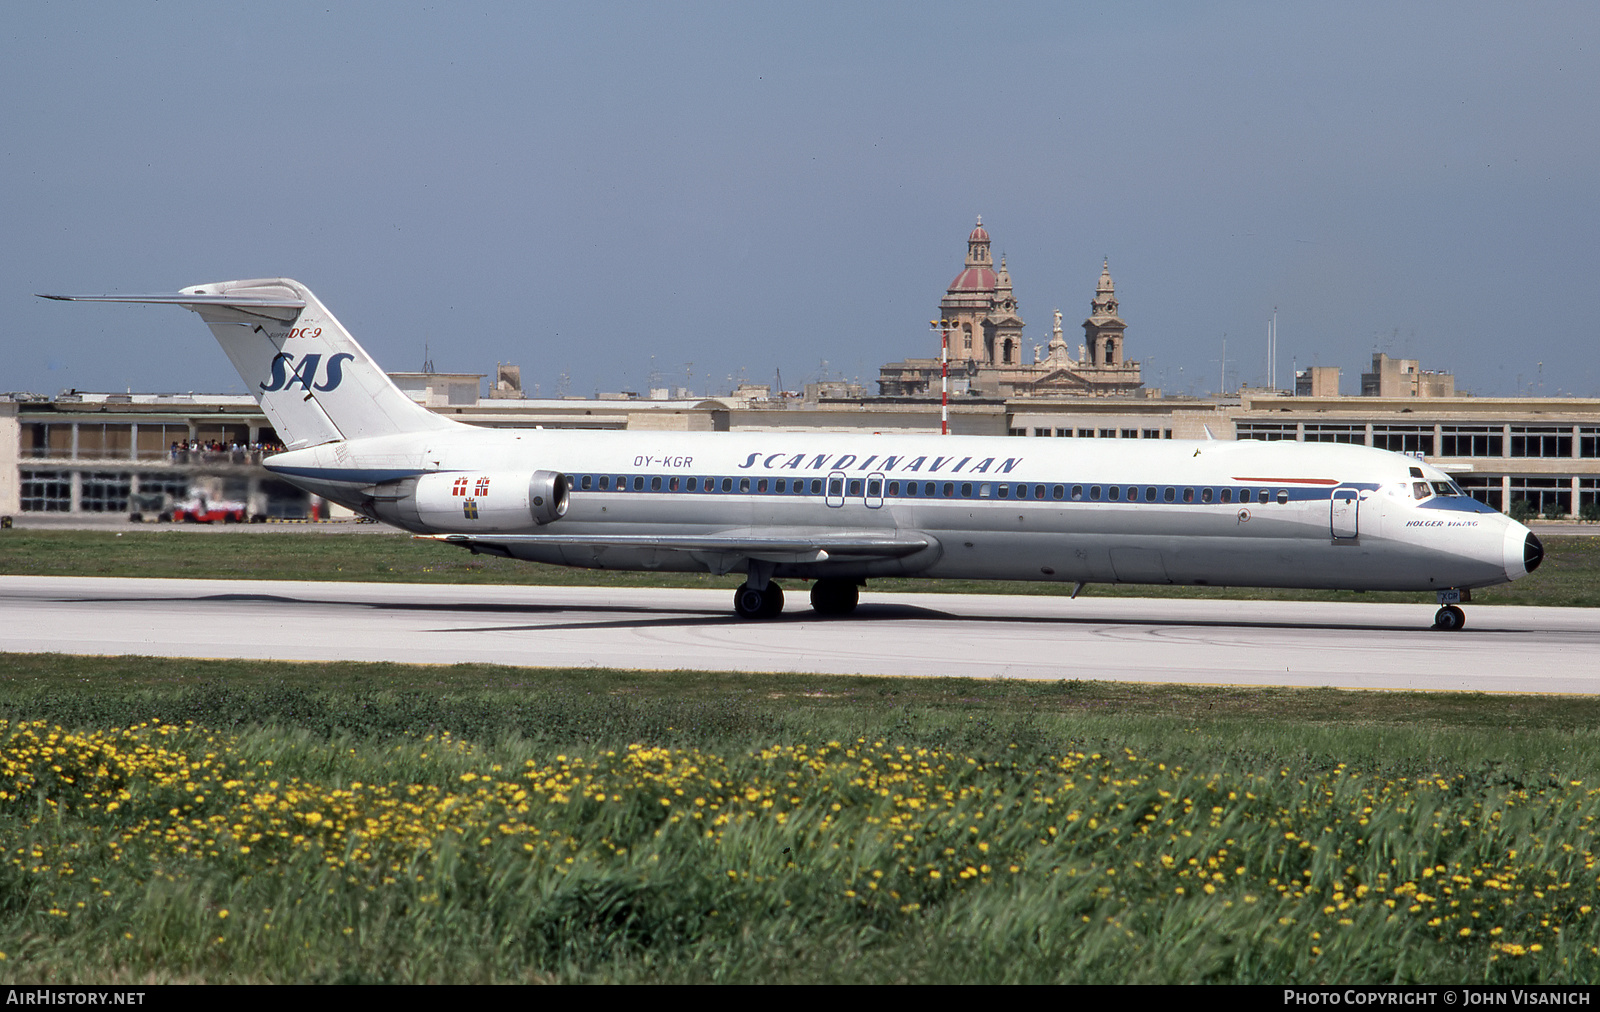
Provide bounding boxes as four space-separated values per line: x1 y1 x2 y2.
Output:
4 220 1597 521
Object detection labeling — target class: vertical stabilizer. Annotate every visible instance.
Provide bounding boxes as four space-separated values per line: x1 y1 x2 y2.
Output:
43 278 459 448
181 278 457 448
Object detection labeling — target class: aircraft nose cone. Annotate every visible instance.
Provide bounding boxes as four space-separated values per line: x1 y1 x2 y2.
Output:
1524 531 1544 573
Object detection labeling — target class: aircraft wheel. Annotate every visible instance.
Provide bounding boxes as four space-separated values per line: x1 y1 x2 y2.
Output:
1433 605 1466 631
810 579 860 616
734 582 784 620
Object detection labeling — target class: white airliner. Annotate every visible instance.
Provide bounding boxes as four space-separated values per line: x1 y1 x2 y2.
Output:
43 278 1543 630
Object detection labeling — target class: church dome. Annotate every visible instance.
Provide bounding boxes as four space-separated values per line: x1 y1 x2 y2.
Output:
968 221 990 243
948 266 998 292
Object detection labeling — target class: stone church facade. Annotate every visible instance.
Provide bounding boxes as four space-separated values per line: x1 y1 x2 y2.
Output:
877 219 1144 398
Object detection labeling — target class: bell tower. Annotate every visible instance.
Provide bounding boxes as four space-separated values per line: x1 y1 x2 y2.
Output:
1082 259 1126 367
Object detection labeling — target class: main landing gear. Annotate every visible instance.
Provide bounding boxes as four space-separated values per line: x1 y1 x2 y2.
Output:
731 570 862 620
1433 589 1469 631
809 578 860 617
733 581 785 620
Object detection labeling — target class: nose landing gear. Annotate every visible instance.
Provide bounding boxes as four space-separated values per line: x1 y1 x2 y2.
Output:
1433 589 1469 631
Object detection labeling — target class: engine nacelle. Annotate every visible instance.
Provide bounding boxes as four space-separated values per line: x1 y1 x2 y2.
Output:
373 470 569 532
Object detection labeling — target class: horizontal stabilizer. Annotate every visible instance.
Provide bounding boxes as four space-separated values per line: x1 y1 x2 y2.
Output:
38 292 306 307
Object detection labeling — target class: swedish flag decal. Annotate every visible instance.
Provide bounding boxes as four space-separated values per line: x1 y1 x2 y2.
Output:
463 499 480 520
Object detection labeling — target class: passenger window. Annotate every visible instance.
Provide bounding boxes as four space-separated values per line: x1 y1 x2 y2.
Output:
722 478 733 492
1276 489 1289 505
1090 485 1101 501
1201 488 1213 504
651 477 662 491
868 479 882 497
1145 487 1157 502
904 482 916 497
980 483 992 498
1071 485 1083 501
633 476 644 491
739 478 750 493
757 478 767 493
598 476 610 490
961 482 973 497
997 484 1009 498
1014 484 1026 499
943 483 954 497
687 477 698 491
1052 485 1065 500
886 481 897 496
1035 485 1046 499
848 479 861 496
1164 487 1176 503
580 475 592 490
810 479 823 494
1183 488 1194 503
669 477 679 492
1219 488 1230 504
1258 489 1269 504
1108 486 1120 501
775 478 785 493
829 478 843 495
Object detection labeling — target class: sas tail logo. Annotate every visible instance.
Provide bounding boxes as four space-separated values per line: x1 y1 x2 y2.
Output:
260 352 356 392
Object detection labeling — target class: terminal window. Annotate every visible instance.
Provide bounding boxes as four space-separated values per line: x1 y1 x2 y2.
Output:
1440 426 1502 457
1509 476 1569 517
1582 428 1600 459
1372 426 1433 456
1236 422 1297 441
80 471 131 513
20 470 71 511
1303 424 1365 444
1510 426 1572 458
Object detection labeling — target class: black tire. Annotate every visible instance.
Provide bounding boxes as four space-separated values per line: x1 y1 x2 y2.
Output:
734 582 784 620
810 579 860 616
760 582 785 618
1433 605 1466 631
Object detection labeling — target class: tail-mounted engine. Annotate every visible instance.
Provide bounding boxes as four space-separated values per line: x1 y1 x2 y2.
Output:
369 470 569 532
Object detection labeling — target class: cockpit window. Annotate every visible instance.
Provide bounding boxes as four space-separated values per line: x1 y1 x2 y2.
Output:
1431 481 1457 496
1412 482 1432 500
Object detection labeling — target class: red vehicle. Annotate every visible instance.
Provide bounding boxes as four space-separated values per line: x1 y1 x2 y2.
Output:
170 493 248 524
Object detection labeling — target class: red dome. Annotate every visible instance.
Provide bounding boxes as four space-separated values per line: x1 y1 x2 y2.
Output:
968 223 990 242
948 266 998 291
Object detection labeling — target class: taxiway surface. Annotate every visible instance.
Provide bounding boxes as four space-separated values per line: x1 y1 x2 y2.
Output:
3 575 1596 693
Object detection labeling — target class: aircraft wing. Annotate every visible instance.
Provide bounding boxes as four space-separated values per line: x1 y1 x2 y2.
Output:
416 530 933 565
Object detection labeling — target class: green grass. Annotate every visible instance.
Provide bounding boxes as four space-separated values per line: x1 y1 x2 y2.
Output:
3 528 1597 607
2 655 1600 983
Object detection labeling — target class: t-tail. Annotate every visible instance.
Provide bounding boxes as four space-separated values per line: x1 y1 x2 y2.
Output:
39 278 457 448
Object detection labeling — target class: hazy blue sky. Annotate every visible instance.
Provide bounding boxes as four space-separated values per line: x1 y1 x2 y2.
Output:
6 2 1597 399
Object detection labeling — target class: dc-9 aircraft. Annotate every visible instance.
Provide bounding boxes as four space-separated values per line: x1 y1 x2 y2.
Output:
43 278 1542 629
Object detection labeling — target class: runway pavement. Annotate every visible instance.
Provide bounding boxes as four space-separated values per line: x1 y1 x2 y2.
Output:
3 575 1598 693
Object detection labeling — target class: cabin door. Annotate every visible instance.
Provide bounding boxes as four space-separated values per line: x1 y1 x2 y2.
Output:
1330 486 1360 539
